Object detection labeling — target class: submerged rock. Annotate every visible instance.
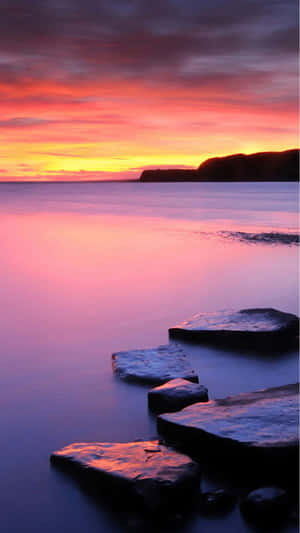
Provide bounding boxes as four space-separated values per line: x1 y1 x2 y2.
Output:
169 308 299 348
219 230 299 246
50 440 201 512
288 505 300 524
198 488 236 514
157 384 299 474
240 486 289 523
112 344 198 385
148 378 208 413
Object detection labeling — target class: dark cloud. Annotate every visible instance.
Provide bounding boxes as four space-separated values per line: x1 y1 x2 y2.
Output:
0 0 297 92
265 24 299 54
0 117 50 127
30 151 89 158
0 114 131 129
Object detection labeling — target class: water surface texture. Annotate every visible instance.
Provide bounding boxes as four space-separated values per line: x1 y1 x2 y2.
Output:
0 182 298 533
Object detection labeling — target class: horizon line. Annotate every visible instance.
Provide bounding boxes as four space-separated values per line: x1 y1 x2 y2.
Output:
0 179 140 184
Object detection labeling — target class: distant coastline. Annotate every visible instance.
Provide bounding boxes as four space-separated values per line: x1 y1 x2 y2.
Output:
1 150 298 184
0 179 138 184
140 149 299 182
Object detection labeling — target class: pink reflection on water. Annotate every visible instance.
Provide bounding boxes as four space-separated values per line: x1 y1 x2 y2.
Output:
0 211 298 354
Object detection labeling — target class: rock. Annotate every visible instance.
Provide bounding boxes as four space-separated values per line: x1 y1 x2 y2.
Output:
198 488 236 514
157 384 299 474
240 486 289 523
50 440 201 513
112 344 198 385
125 514 146 531
288 505 299 524
168 308 299 348
219 231 299 246
148 378 208 413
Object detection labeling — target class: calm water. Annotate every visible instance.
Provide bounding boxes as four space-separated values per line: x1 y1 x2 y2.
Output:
0 182 299 533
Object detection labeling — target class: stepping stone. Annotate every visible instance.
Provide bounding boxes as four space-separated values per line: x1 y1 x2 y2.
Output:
240 486 289 524
148 378 208 413
169 308 299 348
157 384 299 471
112 344 198 385
50 440 201 512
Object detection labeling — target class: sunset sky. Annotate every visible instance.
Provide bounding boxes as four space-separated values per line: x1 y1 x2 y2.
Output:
0 0 298 181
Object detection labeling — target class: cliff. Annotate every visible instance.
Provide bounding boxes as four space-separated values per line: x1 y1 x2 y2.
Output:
139 169 199 182
139 149 299 182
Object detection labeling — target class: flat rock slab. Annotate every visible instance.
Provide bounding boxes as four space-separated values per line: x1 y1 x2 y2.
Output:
158 384 299 470
169 308 299 348
112 344 198 385
148 378 208 413
50 440 200 512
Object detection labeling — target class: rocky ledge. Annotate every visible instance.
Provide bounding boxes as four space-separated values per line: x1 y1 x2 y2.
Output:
219 231 300 246
157 383 299 477
112 343 198 385
50 440 201 512
169 308 299 349
148 378 208 413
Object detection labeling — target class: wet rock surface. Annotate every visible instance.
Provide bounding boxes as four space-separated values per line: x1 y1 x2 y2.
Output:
112 344 198 385
148 378 208 413
50 440 201 512
198 488 236 514
157 384 299 472
288 505 300 524
169 308 299 347
240 486 290 523
219 230 300 246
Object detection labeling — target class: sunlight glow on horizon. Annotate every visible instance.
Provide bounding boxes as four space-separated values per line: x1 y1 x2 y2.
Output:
0 1 298 181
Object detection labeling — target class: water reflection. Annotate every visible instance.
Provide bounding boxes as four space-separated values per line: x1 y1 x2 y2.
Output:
0 182 298 533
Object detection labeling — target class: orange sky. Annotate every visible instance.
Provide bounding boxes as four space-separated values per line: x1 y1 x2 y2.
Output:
0 1 298 181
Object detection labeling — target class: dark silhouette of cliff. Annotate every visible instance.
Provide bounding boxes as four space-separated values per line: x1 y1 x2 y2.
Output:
139 149 299 182
140 168 199 181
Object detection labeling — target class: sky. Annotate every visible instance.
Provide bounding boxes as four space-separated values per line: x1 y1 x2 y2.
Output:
0 0 298 181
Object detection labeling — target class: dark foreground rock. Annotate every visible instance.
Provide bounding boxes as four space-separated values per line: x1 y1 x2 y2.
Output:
169 308 299 348
157 384 299 478
112 344 198 385
148 378 208 413
50 440 201 513
289 505 300 524
240 486 289 524
198 488 236 514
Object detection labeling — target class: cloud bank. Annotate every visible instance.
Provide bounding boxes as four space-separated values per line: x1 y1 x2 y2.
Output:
0 0 298 179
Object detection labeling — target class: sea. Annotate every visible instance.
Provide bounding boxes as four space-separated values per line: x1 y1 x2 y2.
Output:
0 181 299 532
